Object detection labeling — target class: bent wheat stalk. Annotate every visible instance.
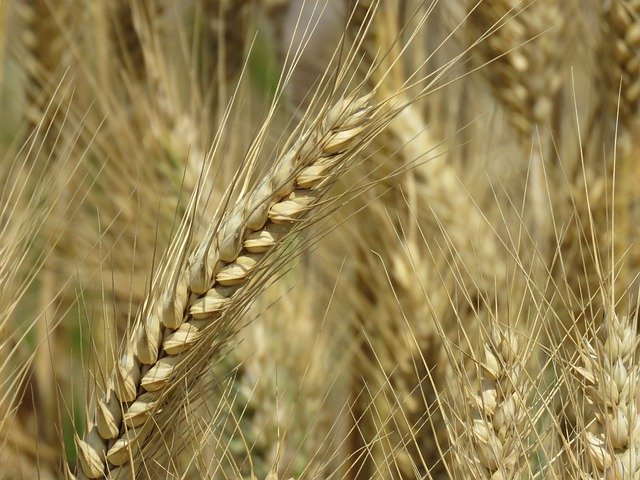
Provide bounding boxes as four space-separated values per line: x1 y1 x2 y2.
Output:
75 92 397 478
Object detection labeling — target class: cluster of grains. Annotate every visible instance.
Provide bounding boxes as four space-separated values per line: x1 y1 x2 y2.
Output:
467 0 565 146
74 94 391 478
456 323 531 480
574 311 640 478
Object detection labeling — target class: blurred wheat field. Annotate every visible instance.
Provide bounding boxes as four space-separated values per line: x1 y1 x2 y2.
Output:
1 0 640 478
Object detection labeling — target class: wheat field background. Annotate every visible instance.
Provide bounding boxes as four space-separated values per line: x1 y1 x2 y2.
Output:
0 0 638 478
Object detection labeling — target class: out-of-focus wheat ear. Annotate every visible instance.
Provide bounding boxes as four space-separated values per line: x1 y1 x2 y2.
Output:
594 0 640 296
215 272 332 479
74 92 398 478
347 0 406 96
345 3 433 477
10 0 78 468
599 0 640 143
13 0 74 136
108 0 150 82
109 0 167 98
467 0 566 149
0 130 84 478
467 0 568 264
572 305 640 477
341 3 505 477
199 0 253 109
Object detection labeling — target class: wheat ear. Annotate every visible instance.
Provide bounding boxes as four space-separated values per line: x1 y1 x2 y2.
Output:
467 0 567 266
467 0 565 147
594 0 640 298
454 321 535 479
14 0 73 133
74 92 396 478
574 308 640 477
599 0 640 140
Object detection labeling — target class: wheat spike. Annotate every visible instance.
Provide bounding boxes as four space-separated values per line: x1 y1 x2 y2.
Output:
591 0 640 300
75 91 397 477
600 0 640 140
14 0 73 131
454 322 535 479
574 308 640 477
468 0 565 147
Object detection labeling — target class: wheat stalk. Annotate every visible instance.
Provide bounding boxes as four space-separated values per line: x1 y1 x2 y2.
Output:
467 0 568 273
